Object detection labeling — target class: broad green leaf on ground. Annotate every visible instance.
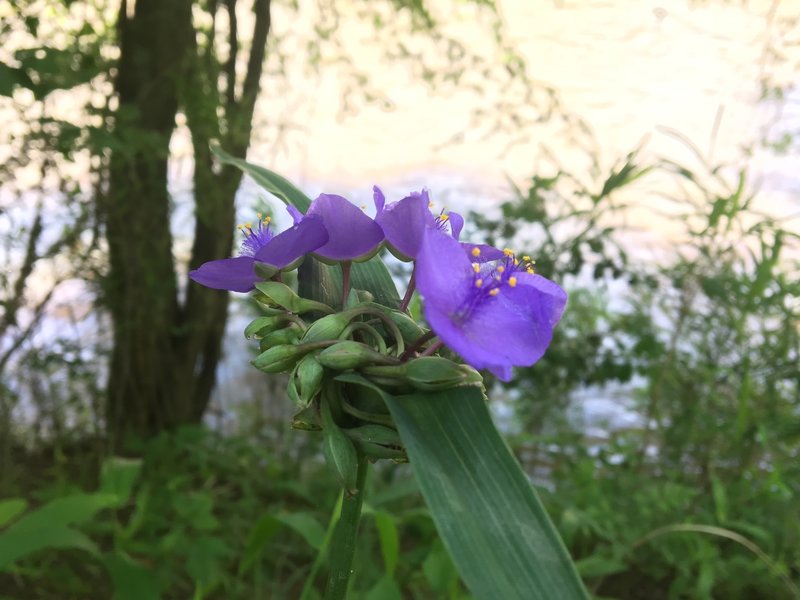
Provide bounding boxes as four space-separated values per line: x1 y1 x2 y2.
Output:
383 385 589 600
0 493 117 569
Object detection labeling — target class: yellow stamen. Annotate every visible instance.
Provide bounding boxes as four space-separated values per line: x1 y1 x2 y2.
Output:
439 214 449 221
475 279 483 288
472 263 480 273
489 288 499 296
245 222 252 229
257 212 263 219
522 255 531 262
526 267 535 274
236 224 244 230
508 276 517 287
503 248 514 257
471 247 481 257
497 266 505 273
514 258 519 266
264 216 271 224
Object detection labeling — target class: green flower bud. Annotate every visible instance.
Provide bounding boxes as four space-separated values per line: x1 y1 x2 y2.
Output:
363 357 483 391
252 344 308 373
302 313 351 343
259 324 303 350
293 354 324 407
317 341 398 370
245 315 286 339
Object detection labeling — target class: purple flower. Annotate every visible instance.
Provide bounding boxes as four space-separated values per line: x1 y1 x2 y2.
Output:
290 193 384 263
415 228 567 381
189 212 328 292
373 186 503 262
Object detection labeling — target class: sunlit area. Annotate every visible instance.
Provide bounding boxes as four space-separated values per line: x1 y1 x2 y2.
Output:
1 1 798 598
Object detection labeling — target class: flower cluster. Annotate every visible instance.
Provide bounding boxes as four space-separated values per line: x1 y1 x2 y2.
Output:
190 187 566 383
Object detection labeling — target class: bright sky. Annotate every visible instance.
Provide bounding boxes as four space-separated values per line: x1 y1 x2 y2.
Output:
205 0 797 242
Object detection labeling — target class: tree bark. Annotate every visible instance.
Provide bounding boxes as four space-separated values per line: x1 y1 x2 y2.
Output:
104 0 271 442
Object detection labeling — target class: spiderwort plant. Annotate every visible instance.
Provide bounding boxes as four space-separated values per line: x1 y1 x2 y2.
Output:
190 166 581 600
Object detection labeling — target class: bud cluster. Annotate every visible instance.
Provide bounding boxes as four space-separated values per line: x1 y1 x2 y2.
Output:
245 281 485 481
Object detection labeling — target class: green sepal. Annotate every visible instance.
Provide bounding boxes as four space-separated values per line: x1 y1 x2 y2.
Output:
362 357 484 391
245 316 284 340
291 405 321 431
301 313 352 343
259 324 303 350
344 424 402 448
317 341 400 371
255 281 334 315
252 344 309 373
355 441 407 462
253 262 280 280
293 354 324 407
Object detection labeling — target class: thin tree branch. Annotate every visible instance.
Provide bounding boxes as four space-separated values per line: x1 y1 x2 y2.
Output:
224 0 238 109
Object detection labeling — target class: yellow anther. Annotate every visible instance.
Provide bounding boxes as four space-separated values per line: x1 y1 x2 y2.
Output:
236 224 244 230
245 222 252 229
508 276 517 287
471 247 481 257
496 265 505 273
522 255 531 261
514 259 519 266
439 214 449 221
489 288 499 296
475 279 483 288
263 216 271 224
526 267 535 274
503 248 514 257
257 212 263 219
472 263 480 273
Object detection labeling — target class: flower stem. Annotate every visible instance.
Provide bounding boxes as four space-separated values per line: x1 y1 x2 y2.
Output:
420 340 444 356
341 261 352 310
399 265 416 312
400 330 436 360
324 454 369 600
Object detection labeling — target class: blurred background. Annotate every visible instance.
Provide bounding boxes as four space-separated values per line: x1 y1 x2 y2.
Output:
1 0 798 598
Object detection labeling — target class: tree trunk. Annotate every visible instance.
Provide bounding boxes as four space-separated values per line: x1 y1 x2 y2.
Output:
103 0 271 443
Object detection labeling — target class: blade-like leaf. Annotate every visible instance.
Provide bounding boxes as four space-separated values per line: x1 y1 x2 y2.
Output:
384 387 588 600
211 148 402 308
351 257 400 309
211 145 312 212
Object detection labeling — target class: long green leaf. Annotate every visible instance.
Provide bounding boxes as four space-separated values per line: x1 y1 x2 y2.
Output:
385 386 588 600
212 146 400 307
212 144 312 211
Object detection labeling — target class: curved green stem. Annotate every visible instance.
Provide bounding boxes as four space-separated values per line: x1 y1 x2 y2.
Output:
341 306 405 356
324 454 369 600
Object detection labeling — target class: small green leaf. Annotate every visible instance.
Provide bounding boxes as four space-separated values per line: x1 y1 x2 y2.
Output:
99 457 142 507
239 515 283 575
0 499 27 528
103 552 161 600
372 511 400 576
